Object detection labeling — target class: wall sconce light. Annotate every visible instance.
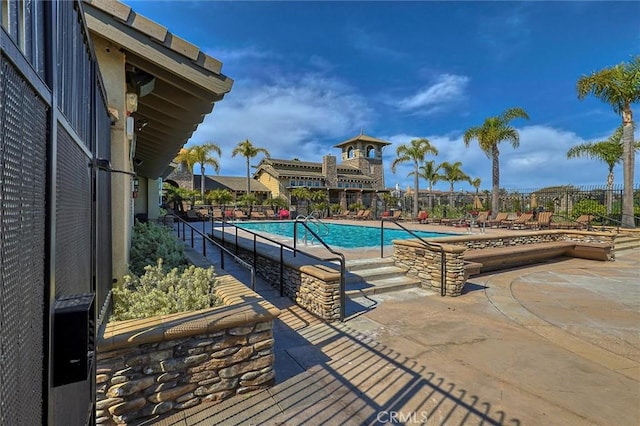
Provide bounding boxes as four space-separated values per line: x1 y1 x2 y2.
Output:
125 92 138 115
132 177 139 199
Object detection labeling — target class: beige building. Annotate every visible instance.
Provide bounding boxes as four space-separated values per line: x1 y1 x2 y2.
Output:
254 133 391 213
83 0 233 281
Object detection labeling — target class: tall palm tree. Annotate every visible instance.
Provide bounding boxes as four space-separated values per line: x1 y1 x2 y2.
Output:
577 56 640 228
410 160 443 210
231 139 271 197
391 138 438 218
441 161 470 207
463 107 529 217
470 177 482 194
175 142 222 200
567 127 640 215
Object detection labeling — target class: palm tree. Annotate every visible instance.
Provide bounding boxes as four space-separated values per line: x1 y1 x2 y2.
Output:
463 107 529 217
470 177 482 194
231 139 271 198
567 127 640 215
390 138 438 218
410 160 443 210
577 56 640 228
175 142 222 200
291 187 312 216
441 161 470 208
208 188 233 210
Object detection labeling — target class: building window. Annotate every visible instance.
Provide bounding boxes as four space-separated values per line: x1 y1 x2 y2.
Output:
347 146 354 158
367 145 376 158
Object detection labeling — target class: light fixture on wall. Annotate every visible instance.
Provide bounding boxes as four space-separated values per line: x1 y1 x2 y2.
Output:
125 92 138 115
92 158 136 177
132 177 139 199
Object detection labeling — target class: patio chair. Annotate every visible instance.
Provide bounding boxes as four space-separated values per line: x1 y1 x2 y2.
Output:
233 210 247 220
487 212 509 228
391 210 403 221
265 209 278 219
527 211 553 229
197 208 210 220
508 213 533 229
250 211 266 220
185 209 201 222
212 209 223 221
413 211 429 223
357 209 371 220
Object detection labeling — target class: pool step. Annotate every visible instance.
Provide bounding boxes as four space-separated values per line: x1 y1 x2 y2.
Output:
345 258 421 297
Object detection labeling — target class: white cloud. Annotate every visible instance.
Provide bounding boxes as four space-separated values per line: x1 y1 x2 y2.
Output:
396 74 469 114
188 73 373 175
381 125 640 193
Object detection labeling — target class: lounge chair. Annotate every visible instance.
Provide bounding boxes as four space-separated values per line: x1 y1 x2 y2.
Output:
197 208 210 220
250 211 266 220
265 209 278 219
509 213 533 229
413 211 429 223
233 210 247 220
212 209 223 221
185 209 201 222
487 212 509 228
527 211 553 229
357 209 371 220
391 210 403 221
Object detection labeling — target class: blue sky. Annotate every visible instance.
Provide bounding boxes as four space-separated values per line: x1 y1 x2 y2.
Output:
125 0 639 193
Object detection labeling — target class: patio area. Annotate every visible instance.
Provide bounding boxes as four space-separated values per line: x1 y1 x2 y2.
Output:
149 228 640 425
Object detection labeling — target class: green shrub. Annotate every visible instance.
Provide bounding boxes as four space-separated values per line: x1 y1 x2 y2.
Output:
129 221 187 276
112 260 220 321
571 199 607 218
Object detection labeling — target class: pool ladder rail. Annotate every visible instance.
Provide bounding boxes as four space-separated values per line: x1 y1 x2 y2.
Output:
295 212 329 245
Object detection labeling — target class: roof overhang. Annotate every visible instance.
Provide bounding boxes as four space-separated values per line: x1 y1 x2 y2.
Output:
83 0 233 179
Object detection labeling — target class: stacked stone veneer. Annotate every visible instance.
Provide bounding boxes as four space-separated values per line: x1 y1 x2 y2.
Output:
96 275 280 425
214 237 341 321
393 230 615 297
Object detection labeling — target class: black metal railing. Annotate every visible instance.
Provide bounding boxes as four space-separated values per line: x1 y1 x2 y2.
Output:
380 218 447 297
210 217 347 321
173 215 256 290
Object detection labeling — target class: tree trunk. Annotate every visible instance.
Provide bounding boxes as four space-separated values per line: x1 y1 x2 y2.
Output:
413 161 419 218
606 169 614 216
621 106 635 228
491 147 500 218
428 184 433 210
200 164 206 201
245 157 251 198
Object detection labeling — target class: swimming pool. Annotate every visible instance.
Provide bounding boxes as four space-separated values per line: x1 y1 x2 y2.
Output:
235 221 455 249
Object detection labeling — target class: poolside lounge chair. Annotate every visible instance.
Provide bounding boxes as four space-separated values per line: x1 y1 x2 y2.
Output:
413 211 429 223
550 214 594 230
508 213 533 229
487 212 510 228
391 210 403 221
185 209 201 222
265 209 278 219
197 208 210 220
357 209 371 220
212 209 223 221
233 210 247 220
527 211 553 229
250 211 266 220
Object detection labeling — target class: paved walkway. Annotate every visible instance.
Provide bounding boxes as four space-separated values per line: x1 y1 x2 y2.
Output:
156 224 639 425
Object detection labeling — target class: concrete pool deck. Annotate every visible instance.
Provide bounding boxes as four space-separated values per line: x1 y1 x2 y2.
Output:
155 222 640 425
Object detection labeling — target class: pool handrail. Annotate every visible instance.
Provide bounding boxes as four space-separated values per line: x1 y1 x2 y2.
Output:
173 214 256 290
380 218 447 297
211 217 347 322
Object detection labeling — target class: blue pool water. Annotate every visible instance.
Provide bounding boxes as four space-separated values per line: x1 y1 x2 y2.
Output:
235 221 455 249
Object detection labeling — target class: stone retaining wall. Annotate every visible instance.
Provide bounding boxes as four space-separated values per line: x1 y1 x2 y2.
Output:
215 238 341 321
96 275 280 425
393 230 615 297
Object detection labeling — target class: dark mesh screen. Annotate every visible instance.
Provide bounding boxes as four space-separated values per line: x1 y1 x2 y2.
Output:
96 93 112 324
55 125 92 297
0 54 47 426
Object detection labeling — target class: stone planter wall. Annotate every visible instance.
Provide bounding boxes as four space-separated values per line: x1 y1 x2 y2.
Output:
215 237 341 321
393 240 466 296
96 275 280 425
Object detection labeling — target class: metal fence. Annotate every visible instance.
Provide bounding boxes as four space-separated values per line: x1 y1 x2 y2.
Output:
1 1 112 424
